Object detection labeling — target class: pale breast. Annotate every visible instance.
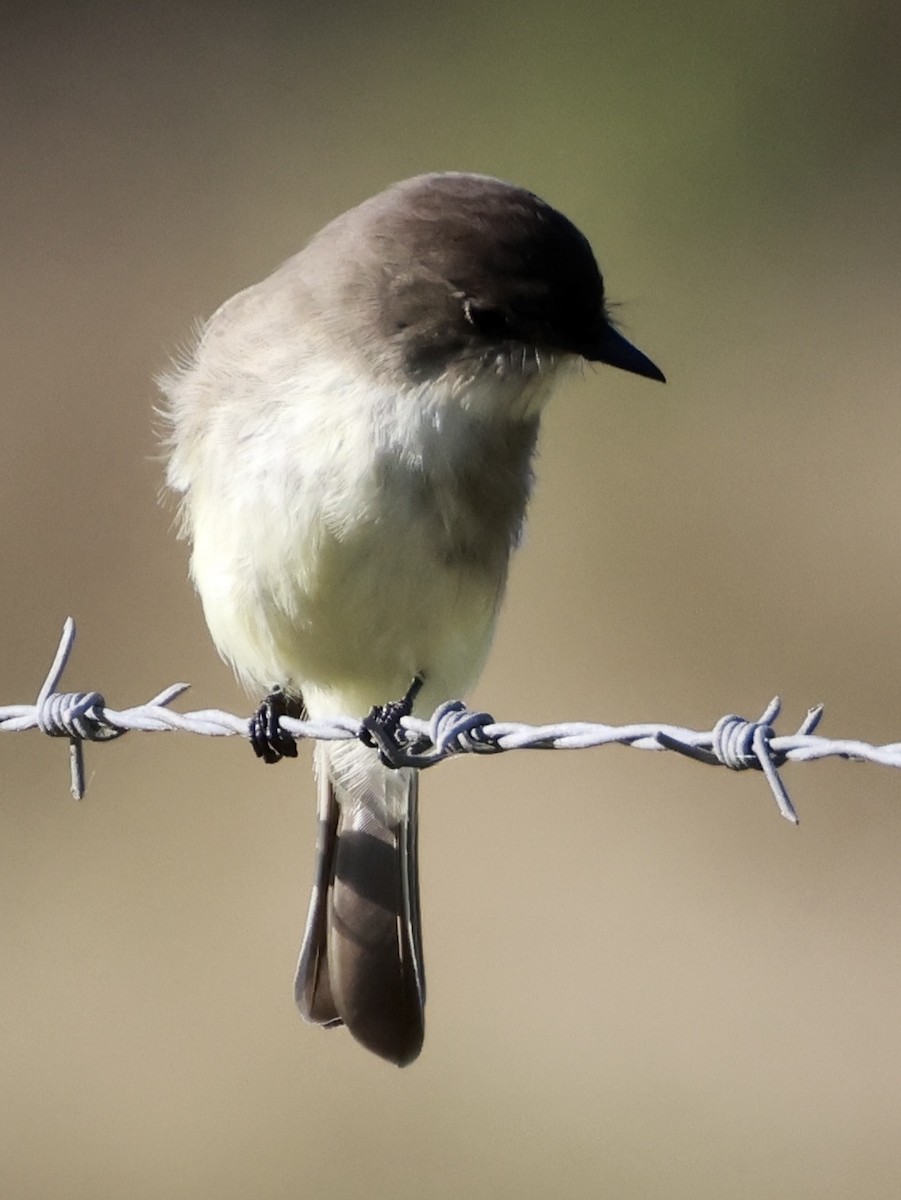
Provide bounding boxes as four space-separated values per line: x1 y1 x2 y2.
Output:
183 360 541 715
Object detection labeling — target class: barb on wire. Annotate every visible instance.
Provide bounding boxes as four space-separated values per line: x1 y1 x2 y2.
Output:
1 618 895 818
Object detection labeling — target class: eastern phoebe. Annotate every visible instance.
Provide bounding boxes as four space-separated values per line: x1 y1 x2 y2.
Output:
162 172 663 1066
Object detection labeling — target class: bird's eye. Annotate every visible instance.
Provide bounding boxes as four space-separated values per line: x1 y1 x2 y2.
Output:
462 299 512 339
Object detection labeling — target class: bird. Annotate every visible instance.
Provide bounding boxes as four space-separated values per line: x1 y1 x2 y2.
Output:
161 171 664 1066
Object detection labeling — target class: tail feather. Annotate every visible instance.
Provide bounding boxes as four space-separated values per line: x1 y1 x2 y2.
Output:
294 775 342 1026
295 742 425 1066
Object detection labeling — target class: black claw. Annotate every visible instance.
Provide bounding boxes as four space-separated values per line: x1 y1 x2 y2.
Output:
360 675 424 768
249 687 304 763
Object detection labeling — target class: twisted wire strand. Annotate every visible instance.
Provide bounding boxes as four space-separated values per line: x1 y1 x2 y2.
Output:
1 618 893 818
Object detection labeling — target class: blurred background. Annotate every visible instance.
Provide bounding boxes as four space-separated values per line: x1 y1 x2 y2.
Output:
2 1 901 1196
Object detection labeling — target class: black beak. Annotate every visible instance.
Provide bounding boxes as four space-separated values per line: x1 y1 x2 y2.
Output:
586 322 666 383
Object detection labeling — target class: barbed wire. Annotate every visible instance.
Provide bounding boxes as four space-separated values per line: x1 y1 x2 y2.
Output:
3 618 899 822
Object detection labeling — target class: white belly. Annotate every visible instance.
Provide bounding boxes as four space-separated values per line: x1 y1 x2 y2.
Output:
185 366 518 718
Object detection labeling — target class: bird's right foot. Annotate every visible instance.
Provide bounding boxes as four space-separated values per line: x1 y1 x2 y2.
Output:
249 687 304 763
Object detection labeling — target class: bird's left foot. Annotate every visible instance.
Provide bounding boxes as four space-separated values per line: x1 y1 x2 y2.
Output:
249 687 305 764
360 675 424 768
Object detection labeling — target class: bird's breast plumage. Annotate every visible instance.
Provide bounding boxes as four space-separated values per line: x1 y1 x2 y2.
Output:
172 345 547 717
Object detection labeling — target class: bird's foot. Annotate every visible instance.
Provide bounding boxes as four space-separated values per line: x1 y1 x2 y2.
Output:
249 687 304 763
360 675 424 768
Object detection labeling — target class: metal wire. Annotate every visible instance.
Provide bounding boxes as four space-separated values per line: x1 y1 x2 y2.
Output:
2 617 894 819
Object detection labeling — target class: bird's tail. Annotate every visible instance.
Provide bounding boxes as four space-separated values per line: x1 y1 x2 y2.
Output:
294 739 425 1066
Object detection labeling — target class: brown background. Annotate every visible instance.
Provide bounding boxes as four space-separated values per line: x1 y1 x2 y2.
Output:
3 2 901 1196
